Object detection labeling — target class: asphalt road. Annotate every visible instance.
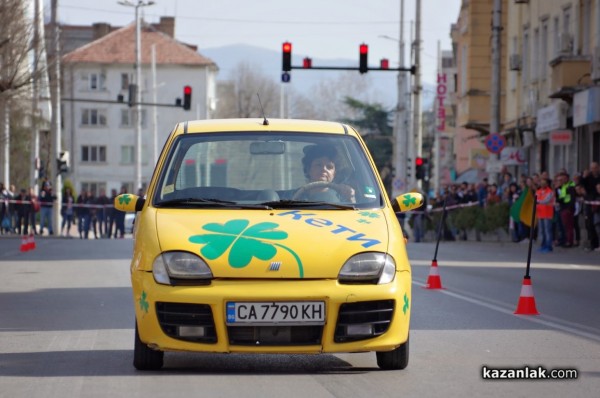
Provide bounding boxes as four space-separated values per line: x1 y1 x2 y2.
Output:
0 236 599 397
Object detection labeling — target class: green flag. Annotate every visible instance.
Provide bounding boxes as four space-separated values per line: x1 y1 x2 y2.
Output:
510 186 535 227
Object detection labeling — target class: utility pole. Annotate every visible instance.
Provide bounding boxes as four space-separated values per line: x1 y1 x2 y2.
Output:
392 0 407 197
30 0 41 194
118 0 155 193
50 0 62 233
490 0 502 184
411 0 422 188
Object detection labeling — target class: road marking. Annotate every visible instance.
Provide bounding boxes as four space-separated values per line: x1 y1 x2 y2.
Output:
413 279 600 344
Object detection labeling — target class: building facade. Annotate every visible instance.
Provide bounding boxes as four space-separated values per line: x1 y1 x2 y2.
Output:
60 17 217 195
447 0 600 184
450 0 508 181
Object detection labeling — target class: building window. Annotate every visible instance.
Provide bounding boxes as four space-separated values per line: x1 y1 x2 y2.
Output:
81 145 107 163
553 16 560 57
81 109 107 126
89 73 106 91
121 109 131 127
121 145 135 164
120 73 132 90
532 28 539 82
81 182 107 196
582 0 591 55
541 20 548 80
460 44 467 95
522 27 530 86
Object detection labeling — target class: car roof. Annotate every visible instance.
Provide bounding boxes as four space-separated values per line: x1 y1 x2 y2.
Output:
173 118 357 136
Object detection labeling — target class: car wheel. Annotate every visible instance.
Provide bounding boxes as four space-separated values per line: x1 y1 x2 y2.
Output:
376 337 409 370
133 322 164 370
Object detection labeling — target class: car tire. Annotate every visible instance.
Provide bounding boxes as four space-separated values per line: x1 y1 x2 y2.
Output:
376 337 409 370
133 322 164 370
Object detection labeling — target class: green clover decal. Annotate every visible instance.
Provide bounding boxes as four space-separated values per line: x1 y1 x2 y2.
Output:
402 195 417 208
358 211 379 219
403 292 410 315
139 291 149 314
189 219 304 277
118 194 132 205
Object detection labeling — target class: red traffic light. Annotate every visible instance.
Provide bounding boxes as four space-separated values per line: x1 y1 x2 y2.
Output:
380 58 389 69
415 157 424 166
282 41 292 72
303 57 312 68
183 85 192 110
359 43 368 74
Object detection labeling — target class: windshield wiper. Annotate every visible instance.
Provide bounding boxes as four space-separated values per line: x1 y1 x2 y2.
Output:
258 199 356 210
156 198 272 209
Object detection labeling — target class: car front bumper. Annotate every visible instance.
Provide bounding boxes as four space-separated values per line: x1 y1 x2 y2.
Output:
132 271 411 354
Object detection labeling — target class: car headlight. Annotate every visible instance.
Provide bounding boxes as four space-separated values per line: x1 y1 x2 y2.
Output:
338 252 396 284
153 251 213 285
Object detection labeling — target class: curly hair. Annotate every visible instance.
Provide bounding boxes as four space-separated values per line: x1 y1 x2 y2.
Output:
301 144 340 180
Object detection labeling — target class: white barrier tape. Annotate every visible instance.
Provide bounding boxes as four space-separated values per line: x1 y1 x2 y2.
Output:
4 199 114 209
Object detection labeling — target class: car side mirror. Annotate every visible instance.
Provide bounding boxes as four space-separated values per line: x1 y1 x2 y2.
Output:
392 192 424 213
114 194 145 212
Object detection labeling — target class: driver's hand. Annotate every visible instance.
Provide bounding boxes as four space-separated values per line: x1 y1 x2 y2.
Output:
337 184 356 203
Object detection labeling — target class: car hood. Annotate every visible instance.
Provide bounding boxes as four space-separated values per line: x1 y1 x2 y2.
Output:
155 208 390 279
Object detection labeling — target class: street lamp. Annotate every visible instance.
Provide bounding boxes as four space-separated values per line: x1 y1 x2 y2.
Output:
378 2 412 192
117 0 155 193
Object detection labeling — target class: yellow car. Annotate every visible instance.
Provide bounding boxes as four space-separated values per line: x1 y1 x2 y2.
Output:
114 118 423 371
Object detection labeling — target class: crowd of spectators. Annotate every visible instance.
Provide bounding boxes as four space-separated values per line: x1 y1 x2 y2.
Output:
409 161 600 252
0 181 129 239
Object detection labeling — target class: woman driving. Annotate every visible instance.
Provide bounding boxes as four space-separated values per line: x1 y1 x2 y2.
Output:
294 144 356 203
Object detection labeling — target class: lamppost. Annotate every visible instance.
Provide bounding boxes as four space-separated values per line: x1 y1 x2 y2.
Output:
379 0 410 195
117 0 155 193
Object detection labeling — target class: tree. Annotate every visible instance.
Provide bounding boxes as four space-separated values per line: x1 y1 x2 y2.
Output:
214 62 279 119
0 0 49 189
340 97 394 194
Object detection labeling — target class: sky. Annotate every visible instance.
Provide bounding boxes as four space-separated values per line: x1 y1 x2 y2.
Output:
55 0 462 85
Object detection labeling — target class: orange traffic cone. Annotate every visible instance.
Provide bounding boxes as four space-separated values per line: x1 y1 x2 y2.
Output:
514 277 539 315
20 235 29 252
28 233 36 251
424 259 444 289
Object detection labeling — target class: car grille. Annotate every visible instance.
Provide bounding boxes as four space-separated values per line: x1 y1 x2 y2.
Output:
227 326 323 346
156 302 217 343
334 300 395 342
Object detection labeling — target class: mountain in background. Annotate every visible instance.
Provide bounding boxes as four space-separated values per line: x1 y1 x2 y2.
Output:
201 44 435 111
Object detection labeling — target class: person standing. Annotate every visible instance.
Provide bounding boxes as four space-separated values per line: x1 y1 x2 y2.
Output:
96 189 110 238
557 173 576 248
39 185 56 235
76 190 90 239
0 183 9 234
581 162 600 250
536 178 555 253
28 187 39 234
106 188 118 238
15 188 31 235
60 187 75 237
593 183 600 251
114 186 127 238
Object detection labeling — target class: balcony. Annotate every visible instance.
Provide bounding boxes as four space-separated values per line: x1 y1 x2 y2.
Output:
549 56 591 100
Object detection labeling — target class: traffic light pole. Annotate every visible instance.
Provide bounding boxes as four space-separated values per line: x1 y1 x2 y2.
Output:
288 65 416 73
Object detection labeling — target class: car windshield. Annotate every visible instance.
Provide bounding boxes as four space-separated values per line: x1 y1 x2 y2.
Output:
152 131 383 209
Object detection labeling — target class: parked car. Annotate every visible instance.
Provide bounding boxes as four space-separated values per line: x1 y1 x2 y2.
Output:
114 118 423 371
124 213 135 234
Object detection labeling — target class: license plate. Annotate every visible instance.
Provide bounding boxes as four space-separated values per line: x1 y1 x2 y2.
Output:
226 301 325 325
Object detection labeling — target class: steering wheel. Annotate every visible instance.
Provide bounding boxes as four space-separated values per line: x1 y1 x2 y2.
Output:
292 181 355 202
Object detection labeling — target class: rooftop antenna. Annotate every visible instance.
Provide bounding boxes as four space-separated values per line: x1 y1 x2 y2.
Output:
257 93 269 125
